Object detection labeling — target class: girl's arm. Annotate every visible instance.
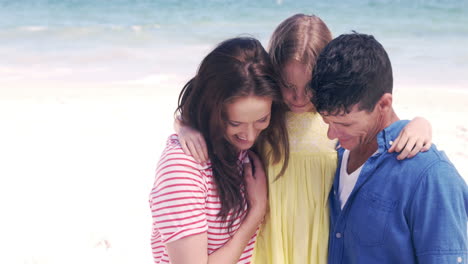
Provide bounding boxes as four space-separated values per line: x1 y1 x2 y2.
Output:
174 115 208 164
389 116 432 160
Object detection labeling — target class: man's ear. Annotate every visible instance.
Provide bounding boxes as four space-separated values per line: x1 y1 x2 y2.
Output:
377 93 393 112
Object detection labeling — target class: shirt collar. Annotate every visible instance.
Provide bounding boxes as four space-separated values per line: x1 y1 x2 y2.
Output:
238 150 249 163
377 119 410 153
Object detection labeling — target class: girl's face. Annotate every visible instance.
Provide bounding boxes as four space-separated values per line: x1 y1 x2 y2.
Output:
225 95 272 151
281 60 315 113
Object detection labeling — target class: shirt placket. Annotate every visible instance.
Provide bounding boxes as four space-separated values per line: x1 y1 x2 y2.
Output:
329 152 380 264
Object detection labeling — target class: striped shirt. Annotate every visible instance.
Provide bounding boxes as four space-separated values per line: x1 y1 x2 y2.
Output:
149 134 257 263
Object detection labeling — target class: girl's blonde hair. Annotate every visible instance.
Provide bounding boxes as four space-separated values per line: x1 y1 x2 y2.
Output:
269 14 332 73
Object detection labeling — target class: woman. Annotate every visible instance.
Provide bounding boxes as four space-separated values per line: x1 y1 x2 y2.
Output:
149 37 289 264
174 14 432 264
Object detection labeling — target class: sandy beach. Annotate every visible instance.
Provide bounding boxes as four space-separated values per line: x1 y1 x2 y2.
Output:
1 77 467 264
0 80 182 264
394 85 468 177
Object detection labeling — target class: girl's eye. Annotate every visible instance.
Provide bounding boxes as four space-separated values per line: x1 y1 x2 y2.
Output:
257 116 269 123
228 121 240 127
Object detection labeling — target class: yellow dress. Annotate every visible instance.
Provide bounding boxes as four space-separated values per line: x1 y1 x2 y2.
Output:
252 111 337 264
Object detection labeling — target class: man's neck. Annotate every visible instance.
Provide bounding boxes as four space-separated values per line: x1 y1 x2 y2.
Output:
347 142 378 174
347 110 399 174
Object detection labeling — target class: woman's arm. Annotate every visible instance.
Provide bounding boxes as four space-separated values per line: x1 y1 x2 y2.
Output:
166 213 262 264
164 151 267 264
166 233 209 264
388 116 433 160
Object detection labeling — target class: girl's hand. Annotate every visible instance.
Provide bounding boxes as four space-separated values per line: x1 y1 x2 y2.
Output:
389 117 432 160
243 151 268 223
174 116 209 164
179 126 208 164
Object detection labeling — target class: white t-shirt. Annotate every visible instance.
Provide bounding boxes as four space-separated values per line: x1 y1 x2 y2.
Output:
338 150 364 209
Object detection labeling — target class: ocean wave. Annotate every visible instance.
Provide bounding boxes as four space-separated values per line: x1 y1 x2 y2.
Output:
13 24 164 36
18 26 48 32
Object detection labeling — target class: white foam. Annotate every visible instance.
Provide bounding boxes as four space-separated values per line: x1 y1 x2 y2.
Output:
19 26 48 32
131 25 143 32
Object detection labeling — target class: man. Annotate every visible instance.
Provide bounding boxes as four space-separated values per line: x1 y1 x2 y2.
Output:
310 32 468 263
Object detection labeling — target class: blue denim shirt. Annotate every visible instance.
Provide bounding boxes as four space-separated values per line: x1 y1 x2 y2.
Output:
328 120 468 264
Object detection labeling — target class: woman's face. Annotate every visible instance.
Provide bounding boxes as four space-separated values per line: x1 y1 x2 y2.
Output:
281 60 315 113
225 95 272 151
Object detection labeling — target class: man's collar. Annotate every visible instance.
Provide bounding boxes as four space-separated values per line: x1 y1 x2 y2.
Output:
377 120 410 153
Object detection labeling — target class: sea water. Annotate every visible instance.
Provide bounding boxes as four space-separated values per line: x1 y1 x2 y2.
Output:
1 0 467 88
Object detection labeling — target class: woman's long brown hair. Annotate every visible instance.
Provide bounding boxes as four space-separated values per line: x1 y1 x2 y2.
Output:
176 37 289 230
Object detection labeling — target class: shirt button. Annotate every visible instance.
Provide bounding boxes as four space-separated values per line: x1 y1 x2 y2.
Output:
389 140 394 145
457 257 463 263
336 232 342 238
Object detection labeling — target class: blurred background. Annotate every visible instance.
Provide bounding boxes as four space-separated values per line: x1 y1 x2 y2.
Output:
0 0 467 263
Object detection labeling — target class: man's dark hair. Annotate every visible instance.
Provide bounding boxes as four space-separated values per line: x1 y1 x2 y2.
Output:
310 32 393 115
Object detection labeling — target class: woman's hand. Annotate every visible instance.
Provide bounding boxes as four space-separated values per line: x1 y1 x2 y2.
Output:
243 151 268 223
388 116 432 160
174 116 209 164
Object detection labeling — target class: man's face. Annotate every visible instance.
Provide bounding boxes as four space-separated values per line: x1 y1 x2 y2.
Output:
321 104 383 151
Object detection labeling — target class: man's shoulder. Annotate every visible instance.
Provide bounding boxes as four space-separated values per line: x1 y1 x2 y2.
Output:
382 143 461 184
404 144 455 170
414 146 463 184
